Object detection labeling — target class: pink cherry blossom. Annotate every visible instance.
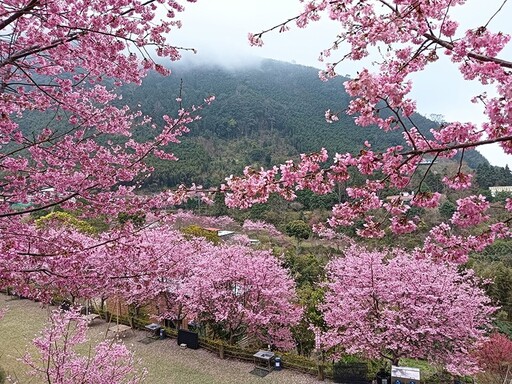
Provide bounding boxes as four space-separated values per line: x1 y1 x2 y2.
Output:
234 0 512 249
180 245 302 349
321 246 496 375
23 308 146 384
451 195 490 228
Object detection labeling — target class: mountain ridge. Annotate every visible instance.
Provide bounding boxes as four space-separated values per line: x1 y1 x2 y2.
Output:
123 59 487 188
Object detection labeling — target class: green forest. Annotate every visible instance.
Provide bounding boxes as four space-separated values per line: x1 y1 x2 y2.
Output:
118 59 488 189
15 59 490 190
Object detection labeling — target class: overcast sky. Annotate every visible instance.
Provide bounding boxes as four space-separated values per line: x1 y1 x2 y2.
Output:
171 0 512 168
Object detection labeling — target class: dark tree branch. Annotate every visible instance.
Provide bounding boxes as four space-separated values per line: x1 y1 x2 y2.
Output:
0 192 79 218
424 32 512 69
0 0 40 31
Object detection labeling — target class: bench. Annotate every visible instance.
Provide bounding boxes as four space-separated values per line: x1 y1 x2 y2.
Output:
108 324 132 337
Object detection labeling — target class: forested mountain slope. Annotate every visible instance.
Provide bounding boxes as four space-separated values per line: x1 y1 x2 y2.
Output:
120 59 487 189
17 59 486 189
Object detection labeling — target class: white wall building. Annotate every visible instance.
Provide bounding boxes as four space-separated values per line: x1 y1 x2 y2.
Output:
489 186 512 197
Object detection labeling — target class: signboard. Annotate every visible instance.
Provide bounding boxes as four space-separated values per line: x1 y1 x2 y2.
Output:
391 366 420 384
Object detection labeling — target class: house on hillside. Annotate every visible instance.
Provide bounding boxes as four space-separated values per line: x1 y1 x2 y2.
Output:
489 186 512 197
204 227 236 240
385 191 414 202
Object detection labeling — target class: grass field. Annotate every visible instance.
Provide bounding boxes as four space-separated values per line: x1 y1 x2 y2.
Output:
0 294 325 383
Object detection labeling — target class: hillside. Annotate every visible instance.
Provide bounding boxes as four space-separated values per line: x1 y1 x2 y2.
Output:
15 59 489 189
118 59 488 189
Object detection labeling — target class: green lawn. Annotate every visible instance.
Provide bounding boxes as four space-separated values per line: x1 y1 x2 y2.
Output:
0 294 324 383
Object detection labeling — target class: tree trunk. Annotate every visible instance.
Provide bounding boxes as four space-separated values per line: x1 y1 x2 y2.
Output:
317 363 325 381
315 350 325 381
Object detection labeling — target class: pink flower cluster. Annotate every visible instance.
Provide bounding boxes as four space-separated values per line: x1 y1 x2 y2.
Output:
420 222 501 264
242 219 282 237
451 195 490 228
23 309 146 383
443 172 473 190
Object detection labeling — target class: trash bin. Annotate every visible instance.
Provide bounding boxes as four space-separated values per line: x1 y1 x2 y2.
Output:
159 328 166 339
376 368 390 384
177 329 199 349
274 356 282 371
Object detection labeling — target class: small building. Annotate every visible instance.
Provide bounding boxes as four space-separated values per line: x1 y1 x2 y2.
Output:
218 230 235 239
489 186 512 197
385 191 414 202
391 366 420 384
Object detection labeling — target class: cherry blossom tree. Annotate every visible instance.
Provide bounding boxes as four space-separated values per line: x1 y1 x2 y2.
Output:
0 0 216 219
0 0 215 298
22 308 146 384
312 223 353 252
2 0 510 378
180 244 302 349
321 246 496 375
2 224 102 302
474 332 512 383
109 226 212 328
104 228 304 347
221 0 512 262
2 218 203 307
